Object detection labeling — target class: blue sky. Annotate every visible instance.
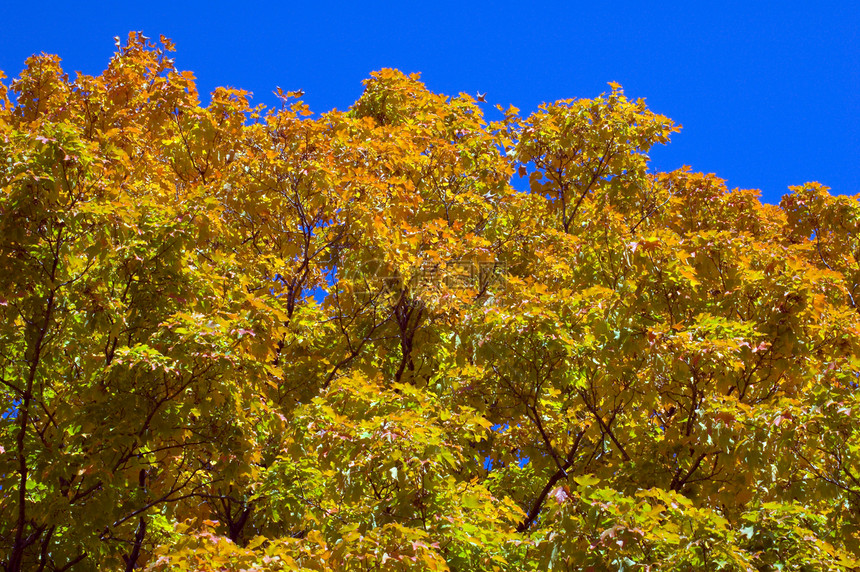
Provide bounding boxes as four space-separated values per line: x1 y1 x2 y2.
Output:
1 0 857 204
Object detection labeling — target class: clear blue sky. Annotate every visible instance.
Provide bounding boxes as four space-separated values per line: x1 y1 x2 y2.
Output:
1 0 857 204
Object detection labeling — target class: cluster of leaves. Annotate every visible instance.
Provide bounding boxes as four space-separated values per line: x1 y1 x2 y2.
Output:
1 33 859 571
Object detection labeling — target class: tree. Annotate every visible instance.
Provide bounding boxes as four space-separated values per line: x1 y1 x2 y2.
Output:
0 33 857 571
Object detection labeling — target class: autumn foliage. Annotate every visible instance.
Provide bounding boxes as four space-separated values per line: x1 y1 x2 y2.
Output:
1 33 859 571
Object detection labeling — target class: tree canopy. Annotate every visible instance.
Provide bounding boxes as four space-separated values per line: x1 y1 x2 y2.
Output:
1 33 859 571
